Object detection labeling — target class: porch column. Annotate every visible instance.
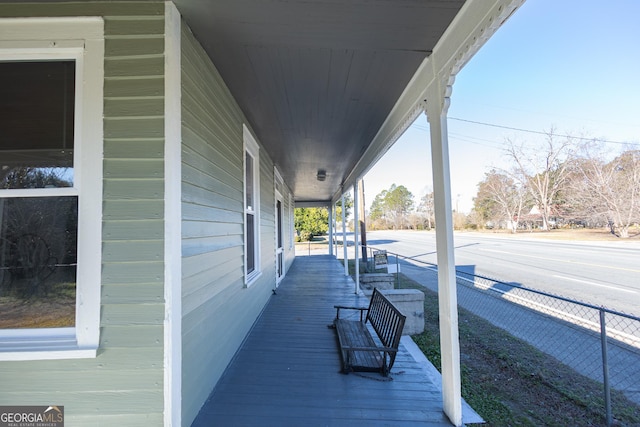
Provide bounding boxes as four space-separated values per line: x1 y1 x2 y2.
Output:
328 202 334 256
341 192 348 276
334 202 338 257
425 83 462 426
353 181 360 294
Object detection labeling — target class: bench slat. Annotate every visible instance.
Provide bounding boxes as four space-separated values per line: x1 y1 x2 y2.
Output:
332 288 406 376
334 319 382 371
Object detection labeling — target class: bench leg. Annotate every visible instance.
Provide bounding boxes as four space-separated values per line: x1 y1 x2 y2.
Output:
341 351 351 374
381 353 389 377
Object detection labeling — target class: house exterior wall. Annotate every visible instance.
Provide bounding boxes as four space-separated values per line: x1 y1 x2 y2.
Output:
180 22 292 425
0 2 296 425
0 2 166 425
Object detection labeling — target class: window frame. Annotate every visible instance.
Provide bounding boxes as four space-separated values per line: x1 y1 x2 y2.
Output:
0 17 104 361
243 124 261 286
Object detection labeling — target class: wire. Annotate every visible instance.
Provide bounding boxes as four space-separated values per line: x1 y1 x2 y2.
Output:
447 117 639 146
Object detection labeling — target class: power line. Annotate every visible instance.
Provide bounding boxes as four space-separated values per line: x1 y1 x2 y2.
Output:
447 117 638 146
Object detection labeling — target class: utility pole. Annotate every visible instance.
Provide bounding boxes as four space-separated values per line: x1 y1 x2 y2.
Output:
358 179 367 263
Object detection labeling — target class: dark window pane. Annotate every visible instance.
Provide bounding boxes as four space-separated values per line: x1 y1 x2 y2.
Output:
277 200 282 248
0 61 75 189
0 196 77 329
246 212 255 274
245 152 253 210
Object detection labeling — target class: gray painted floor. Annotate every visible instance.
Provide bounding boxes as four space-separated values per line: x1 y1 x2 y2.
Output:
192 255 456 426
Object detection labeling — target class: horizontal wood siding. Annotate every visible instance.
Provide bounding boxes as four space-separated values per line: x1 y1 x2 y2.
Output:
0 2 166 425
180 24 277 425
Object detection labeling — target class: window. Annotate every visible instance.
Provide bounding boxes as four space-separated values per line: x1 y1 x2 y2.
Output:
0 18 104 360
243 125 260 285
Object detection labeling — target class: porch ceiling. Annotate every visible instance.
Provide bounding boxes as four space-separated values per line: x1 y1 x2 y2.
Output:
173 0 466 204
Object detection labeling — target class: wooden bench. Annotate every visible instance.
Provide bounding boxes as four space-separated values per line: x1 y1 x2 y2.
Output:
333 288 406 376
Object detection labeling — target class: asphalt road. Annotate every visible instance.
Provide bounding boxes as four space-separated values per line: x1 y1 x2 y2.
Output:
365 230 640 316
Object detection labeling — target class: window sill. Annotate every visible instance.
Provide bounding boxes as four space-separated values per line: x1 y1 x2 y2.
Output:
0 331 98 361
0 347 97 361
244 271 262 288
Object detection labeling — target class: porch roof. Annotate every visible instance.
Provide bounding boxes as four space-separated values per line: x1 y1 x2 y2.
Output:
171 0 469 205
0 0 521 205
191 254 480 426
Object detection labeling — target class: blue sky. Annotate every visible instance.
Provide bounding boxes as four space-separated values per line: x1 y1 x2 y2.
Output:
364 0 640 214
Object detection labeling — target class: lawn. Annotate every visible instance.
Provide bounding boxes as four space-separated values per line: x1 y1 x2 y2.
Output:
398 275 640 426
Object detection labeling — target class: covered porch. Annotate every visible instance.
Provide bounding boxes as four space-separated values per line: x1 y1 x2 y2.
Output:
192 254 480 426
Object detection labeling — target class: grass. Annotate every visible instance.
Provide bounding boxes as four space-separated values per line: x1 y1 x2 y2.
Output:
0 281 76 328
294 236 336 254
464 226 640 242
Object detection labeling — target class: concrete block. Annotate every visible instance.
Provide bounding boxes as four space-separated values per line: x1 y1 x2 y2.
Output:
382 289 425 335
359 273 395 290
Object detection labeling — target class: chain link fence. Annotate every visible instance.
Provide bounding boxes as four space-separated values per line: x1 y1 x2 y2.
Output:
362 246 640 426
454 269 640 424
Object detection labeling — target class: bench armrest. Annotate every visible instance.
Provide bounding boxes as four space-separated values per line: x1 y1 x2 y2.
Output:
334 305 368 321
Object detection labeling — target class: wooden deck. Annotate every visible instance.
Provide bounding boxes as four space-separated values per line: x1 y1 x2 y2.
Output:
192 254 456 426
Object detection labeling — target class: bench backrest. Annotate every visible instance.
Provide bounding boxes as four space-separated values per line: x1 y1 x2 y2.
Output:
366 288 406 361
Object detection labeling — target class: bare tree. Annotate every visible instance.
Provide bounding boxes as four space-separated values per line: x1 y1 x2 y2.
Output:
475 170 528 233
568 147 640 238
416 191 435 230
505 129 578 230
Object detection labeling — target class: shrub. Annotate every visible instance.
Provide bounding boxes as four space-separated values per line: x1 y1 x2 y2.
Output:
299 230 313 241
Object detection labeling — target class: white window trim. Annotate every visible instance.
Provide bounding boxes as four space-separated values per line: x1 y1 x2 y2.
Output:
289 191 294 249
243 124 261 286
0 17 104 361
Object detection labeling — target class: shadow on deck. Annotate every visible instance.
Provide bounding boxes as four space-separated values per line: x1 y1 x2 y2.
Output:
192 254 473 426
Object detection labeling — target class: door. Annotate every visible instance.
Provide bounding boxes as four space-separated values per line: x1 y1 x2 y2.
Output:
275 195 284 286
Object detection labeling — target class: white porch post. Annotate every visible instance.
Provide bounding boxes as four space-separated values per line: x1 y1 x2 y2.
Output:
342 192 348 276
425 85 462 426
164 3 182 426
333 203 338 257
353 181 360 294
328 202 334 256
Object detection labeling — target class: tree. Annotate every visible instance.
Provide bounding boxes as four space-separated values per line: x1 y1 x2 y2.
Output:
335 192 353 222
504 129 578 230
474 170 527 233
293 193 354 241
416 191 435 230
294 208 328 240
0 167 75 297
368 190 386 221
1 166 71 190
568 148 640 238
385 184 414 229
473 179 500 228
367 184 414 230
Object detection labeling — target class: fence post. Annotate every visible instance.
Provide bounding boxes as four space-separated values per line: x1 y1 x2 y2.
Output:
395 255 399 289
599 309 612 426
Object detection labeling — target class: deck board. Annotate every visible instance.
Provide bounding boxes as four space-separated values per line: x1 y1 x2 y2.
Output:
192 255 453 426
